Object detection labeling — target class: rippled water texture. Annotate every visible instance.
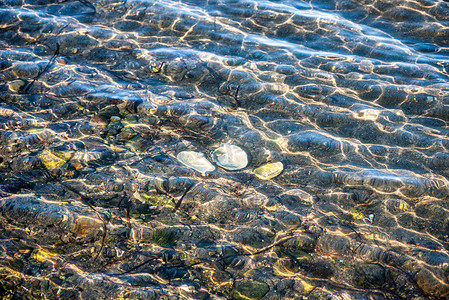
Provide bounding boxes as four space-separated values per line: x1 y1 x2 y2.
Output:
2 0 449 299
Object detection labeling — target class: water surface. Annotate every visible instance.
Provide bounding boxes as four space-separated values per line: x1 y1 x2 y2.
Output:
1 0 449 299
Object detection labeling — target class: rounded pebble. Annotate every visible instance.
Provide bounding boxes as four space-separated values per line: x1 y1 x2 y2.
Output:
177 151 215 173
254 162 283 180
232 280 270 300
212 144 248 170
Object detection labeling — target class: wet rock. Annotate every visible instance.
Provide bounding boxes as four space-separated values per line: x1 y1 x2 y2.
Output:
72 216 103 236
105 118 123 135
122 289 159 299
270 211 302 229
201 269 233 294
177 151 215 173
303 259 334 279
177 114 218 136
39 150 68 170
275 278 295 295
51 81 93 97
7 79 26 92
293 278 316 294
0 195 101 239
232 281 269 300
0 269 28 299
212 144 248 170
137 102 158 116
218 246 246 269
126 135 152 152
120 126 137 139
57 32 99 55
274 256 299 277
353 263 386 288
415 201 449 221
84 149 117 167
89 115 108 131
1 1 449 299
11 62 41 78
413 249 449 266
233 227 273 248
278 189 314 207
98 105 120 118
254 162 283 180
9 155 39 173
316 234 352 256
415 268 449 297
0 175 34 194
284 234 316 253
134 192 175 209
287 131 348 157
34 249 57 262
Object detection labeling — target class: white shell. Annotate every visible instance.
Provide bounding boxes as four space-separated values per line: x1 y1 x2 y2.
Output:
212 144 248 170
177 151 215 173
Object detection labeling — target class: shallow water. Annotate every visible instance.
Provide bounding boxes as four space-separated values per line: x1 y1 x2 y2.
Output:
1 0 449 299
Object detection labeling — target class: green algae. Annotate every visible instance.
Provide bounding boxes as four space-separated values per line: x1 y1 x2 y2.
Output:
151 228 176 247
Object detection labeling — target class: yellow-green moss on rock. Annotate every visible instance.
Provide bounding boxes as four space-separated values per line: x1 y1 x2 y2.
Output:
134 192 174 208
232 281 269 300
39 150 67 170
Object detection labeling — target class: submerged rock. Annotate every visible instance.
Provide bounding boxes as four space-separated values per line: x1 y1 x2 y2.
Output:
201 269 234 294
415 267 449 298
34 249 57 262
254 162 283 180
8 79 26 93
353 263 386 288
232 281 270 300
39 150 68 170
212 144 248 170
177 151 215 173
72 216 103 236
126 135 152 152
274 256 300 277
386 199 410 213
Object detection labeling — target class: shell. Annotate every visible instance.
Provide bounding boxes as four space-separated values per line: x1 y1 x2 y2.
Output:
254 162 283 180
177 151 215 173
212 144 248 170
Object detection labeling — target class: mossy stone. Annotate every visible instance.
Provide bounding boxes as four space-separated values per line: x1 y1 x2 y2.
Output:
350 209 364 220
34 249 57 262
135 192 174 208
39 150 67 170
232 281 270 300
386 199 410 214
